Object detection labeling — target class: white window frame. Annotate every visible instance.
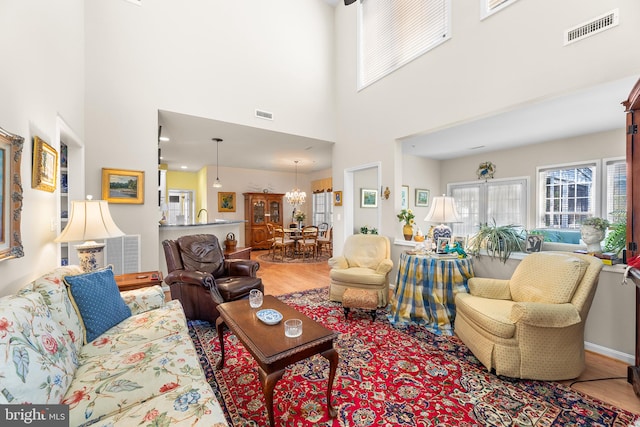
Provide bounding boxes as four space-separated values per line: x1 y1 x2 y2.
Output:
603 156 626 224
448 176 529 238
536 160 599 230
357 0 451 90
312 192 333 227
480 0 520 20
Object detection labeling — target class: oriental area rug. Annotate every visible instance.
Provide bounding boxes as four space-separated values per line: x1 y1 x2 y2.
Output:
257 252 331 265
188 288 638 426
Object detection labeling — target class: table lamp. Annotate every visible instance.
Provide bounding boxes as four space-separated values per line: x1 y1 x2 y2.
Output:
424 195 461 241
54 196 125 272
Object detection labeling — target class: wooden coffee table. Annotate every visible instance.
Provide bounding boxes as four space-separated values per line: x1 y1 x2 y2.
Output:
215 295 339 426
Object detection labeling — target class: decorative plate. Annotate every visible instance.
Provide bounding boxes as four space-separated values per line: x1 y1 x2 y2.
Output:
256 309 283 325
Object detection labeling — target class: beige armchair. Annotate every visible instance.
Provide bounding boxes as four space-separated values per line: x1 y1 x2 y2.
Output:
454 251 602 381
328 234 393 306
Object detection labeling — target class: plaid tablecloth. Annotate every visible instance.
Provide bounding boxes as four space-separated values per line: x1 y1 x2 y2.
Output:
388 253 474 335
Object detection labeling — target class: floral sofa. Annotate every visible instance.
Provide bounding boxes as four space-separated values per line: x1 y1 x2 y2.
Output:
0 265 227 426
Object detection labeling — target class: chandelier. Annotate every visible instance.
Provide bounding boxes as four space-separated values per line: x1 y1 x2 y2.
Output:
285 160 306 206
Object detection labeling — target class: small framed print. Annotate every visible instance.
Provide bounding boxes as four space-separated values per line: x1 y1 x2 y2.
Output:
218 192 236 212
415 188 430 207
400 185 409 210
452 235 467 249
102 168 144 204
334 190 343 206
437 237 450 253
32 136 58 192
361 188 378 208
526 234 543 253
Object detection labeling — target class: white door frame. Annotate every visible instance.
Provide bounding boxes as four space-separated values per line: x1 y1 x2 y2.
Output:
343 161 382 237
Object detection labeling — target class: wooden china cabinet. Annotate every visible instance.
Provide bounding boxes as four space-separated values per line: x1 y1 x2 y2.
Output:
243 192 284 249
623 77 640 395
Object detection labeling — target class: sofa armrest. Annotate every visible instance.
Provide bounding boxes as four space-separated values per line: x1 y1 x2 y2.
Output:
468 277 512 300
121 285 165 315
510 302 581 328
375 259 393 275
165 270 215 290
225 259 259 277
328 256 348 269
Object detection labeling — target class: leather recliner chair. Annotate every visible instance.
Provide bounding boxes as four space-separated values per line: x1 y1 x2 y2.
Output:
163 234 263 323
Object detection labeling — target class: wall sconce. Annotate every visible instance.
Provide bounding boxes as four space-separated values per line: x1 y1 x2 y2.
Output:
382 186 391 200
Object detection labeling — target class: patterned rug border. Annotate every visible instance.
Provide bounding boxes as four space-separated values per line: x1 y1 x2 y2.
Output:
256 252 331 265
188 287 639 426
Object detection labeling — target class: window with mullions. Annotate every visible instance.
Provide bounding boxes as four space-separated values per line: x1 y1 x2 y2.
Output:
449 178 528 237
605 158 626 223
358 0 451 90
312 192 333 227
538 163 597 229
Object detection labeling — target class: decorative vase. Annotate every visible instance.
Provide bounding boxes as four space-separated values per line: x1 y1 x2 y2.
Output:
403 224 413 241
580 225 605 253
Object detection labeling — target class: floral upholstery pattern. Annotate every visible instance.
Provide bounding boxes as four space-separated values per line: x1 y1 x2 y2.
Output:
21 265 85 354
0 292 77 404
93 383 227 427
64 333 211 426
2 266 228 426
79 300 186 359
121 285 167 315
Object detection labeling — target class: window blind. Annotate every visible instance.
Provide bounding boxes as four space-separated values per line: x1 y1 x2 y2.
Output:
358 0 450 89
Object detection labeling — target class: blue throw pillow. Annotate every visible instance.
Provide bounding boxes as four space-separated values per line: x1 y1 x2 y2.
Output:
64 266 131 343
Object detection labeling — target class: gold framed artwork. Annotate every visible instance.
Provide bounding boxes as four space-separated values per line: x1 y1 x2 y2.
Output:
333 191 343 206
0 127 24 260
32 136 58 192
102 168 144 204
218 192 236 212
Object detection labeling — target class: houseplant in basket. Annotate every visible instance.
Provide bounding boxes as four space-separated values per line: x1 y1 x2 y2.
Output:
468 220 525 263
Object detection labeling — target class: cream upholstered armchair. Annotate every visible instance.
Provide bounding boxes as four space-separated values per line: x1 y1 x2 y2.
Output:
328 234 393 306
454 251 602 381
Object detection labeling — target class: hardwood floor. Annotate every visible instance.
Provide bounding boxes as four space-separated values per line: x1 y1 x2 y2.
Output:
251 249 640 416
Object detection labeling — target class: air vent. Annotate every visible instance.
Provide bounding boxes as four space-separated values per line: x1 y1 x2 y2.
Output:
564 9 618 46
255 109 274 121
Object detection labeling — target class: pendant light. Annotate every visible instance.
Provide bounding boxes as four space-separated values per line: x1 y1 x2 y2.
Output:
212 138 223 188
285 160 306 206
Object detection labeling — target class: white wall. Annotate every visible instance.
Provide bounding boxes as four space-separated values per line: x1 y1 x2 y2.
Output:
84 0 336 271
332 0 640 256
0 0 84 294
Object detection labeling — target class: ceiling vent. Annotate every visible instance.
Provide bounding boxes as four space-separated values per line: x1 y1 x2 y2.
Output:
255 109 274 121
564 9 618 46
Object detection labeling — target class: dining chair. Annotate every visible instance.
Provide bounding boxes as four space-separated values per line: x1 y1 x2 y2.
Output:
298 225 319 261
265 223 276 258
318 222 329 238
318 226 332 256
272 226 295 260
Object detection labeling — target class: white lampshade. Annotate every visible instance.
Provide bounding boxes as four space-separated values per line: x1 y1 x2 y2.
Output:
424 195 461 243
55 199 125 272
55 199 125 243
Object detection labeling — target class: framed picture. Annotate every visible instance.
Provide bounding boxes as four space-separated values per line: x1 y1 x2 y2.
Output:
102 168 144 204
525 234 543 253
452 235 467 249
32 136 58 192
218 192 236 212
400 185 409 210
437 237 450 253
0 127 24 261
415 188 430 207
361 188 378 208
333 190 343 206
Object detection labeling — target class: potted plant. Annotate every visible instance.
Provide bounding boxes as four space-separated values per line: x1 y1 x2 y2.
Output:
397 209 415 240
293 210 306 228
604 219 626 256
468 220 525 263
